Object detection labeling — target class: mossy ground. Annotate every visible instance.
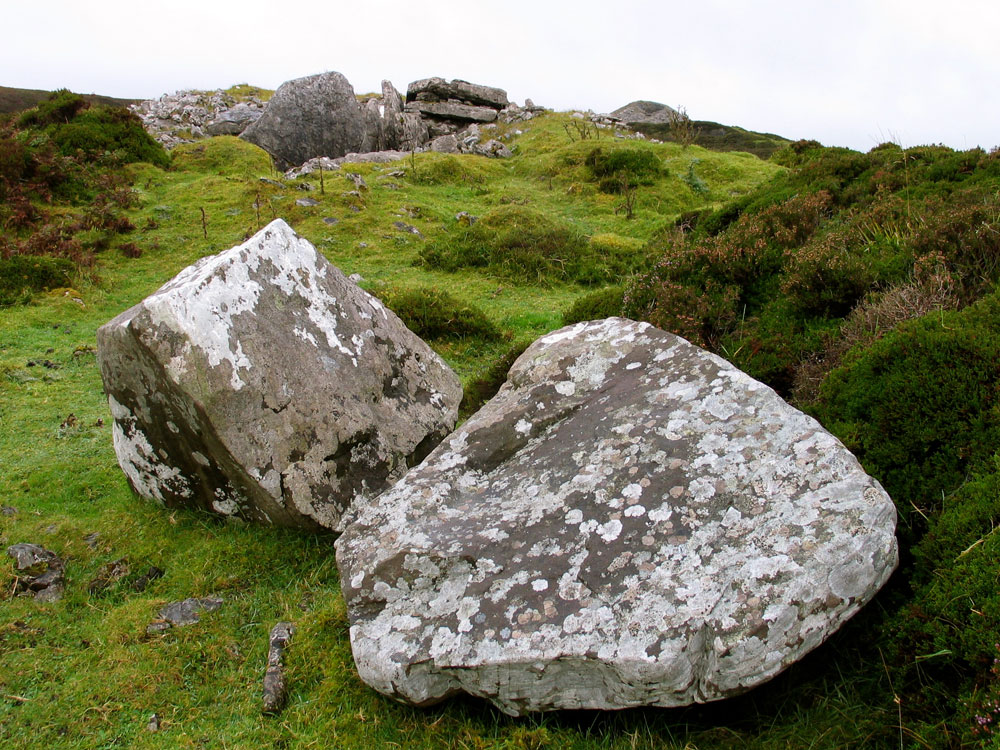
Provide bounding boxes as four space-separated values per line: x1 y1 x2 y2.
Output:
0 109 948 748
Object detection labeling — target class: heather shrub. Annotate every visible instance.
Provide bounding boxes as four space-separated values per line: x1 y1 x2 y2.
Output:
584 146 662 193
376 285 500 342
782 234 875 317
562 286 624 325
47 106 169 167
418 205 591 284
0 255 75 306
16 89 87 129
810 293 1000 527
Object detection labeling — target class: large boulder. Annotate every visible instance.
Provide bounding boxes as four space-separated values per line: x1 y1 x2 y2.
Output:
336 318 898 715
241 72 368 171
97 219 462 531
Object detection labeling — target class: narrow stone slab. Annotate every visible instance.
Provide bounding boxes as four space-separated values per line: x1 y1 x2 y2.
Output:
404 101 498 123
336 318 898 715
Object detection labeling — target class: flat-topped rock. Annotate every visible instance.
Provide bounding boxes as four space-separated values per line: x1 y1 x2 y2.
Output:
404 101 499 123
336 318 898 715
406 78 509 109
97 219 462 531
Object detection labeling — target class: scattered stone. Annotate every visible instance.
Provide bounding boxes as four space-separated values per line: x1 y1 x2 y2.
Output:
97 219 462 531
147 713 160 732
6 543 66 602
1 506 16 516
455 211 478 226
131 89 267 149
241 72 369 171
392 221 422 237
204 103 264 136
322 217 339 226
283 151 411 179
345 173 367 190
148 596 224 633
295 197 319 207
429 134 459 154
336 318 899 715
132 565 165 592
473 139 512 159
348 273 364 283
262 621 296 714
259 178 284 189
83 531 100 548
88 558 130 594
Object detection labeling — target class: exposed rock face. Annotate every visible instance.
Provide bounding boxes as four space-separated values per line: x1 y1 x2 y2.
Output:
241 72 368 171
97 219 462 531
131 90 265 148
336 318 898 715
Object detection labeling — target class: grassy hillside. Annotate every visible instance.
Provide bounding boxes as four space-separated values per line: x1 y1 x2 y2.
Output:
0 85 138 114
629 120 790 159
3 90 996 748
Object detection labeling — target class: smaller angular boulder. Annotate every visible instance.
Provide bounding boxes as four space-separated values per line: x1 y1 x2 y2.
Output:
404 101 499 123
336 318 898 715
406 78 509 110
97 219 462 531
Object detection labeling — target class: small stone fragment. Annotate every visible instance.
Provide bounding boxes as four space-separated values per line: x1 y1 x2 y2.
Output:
88 557 130 594
392 221 422 237
262 621 296 714
295 197 319 207
147 713 160 732
6 543 66 602
132 565 165 592
83 532 100 548
159 596 224 627
322 217 339 225
1 506 17 516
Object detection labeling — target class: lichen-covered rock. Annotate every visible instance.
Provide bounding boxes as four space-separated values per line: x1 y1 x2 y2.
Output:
404 100 499 123
7 543 65 602
336 318 898 715
97 219 462 531
241 72 368 171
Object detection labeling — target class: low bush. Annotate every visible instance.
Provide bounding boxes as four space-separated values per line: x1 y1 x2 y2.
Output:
562 286 624 325
418 205 592 284
47 106 169 167
376 285 500 342
585 145 662 193
0 254 75 306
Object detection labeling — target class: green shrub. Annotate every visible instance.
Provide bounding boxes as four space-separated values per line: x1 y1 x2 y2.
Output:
810 293 1000 526
584 146 662 193
47 106 169 167
418 205 592 284
377 285 500 342
562 286 625 325
782 234 875 317
0 255 75 306
16 89 87 129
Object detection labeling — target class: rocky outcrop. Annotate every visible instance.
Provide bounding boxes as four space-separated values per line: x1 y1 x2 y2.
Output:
97 219 462 531
131 90 265 148
241 72 369 171
336 318 898 715
405 100 499 124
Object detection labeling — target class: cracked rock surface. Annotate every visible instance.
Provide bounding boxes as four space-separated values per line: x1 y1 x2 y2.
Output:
97 219 461 531
335 318 898 715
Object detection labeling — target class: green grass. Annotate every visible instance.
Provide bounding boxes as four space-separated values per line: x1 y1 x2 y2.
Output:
5 113 928 749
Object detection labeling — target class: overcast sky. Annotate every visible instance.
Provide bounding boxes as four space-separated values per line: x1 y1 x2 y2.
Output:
4 0 998 151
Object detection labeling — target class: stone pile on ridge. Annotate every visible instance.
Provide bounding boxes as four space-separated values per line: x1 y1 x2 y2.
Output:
335 318 899 715
405 77 510 135
96 219 462 531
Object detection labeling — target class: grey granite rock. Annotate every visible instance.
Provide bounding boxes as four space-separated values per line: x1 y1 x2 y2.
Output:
7 543 66 602
97 219 462 531
336 318 898 715
241 72 368 171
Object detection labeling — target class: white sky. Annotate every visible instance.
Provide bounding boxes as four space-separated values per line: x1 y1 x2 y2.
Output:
3 0 998 151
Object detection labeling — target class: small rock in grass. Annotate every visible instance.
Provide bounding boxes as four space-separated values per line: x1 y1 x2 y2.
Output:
295 197 319 207
88 557 130 594
6 543 66 602
262 621 296 714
